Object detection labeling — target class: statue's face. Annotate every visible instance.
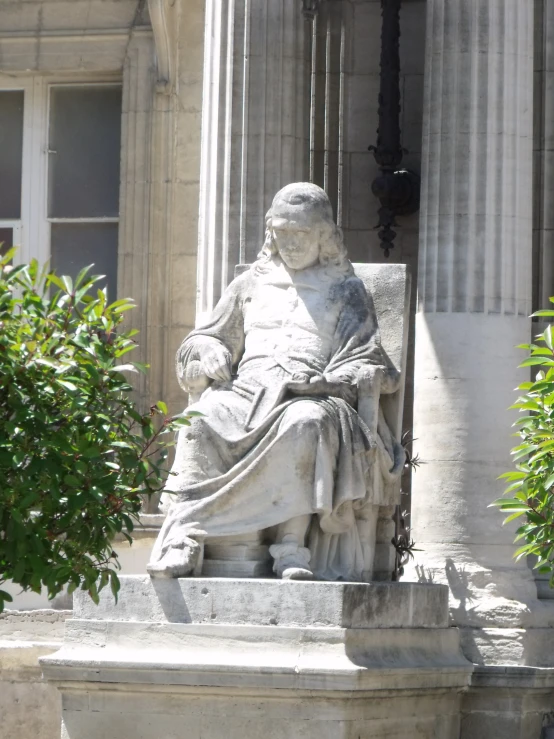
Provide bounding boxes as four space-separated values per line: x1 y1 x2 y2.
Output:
271 215 320 271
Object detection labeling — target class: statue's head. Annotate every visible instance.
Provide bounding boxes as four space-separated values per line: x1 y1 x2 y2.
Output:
257 182 352 275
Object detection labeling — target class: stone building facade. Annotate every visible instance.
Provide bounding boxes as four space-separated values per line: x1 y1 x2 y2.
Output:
1 1 554 737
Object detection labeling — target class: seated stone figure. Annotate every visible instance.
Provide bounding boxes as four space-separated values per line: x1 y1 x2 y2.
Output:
147 182 403 581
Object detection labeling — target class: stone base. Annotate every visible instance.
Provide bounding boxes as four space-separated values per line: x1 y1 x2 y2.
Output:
201 558 273 577
461 666 554 739
41 576 472 739
202 531 273 577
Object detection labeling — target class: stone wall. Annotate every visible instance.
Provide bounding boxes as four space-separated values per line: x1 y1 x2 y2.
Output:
0 610 67 739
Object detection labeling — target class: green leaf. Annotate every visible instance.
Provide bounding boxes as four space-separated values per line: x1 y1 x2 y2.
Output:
503 511 526 524
110 364 137 374
132 362 149 374
109 570 120 601
112 304 135 314
47 273 67 292
520 357 554 367
57 379 78 392
0 246 17 266
61 275 73 293
543 473 554 491
514 543 535 558
498 470 527 481
497 503 530 512
82 446 102 459
544 325 554 351
73 264 93 290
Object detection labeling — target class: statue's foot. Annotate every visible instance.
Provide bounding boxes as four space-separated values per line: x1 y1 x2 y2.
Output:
147 540 202 578
269 539 313 580
281 566 314 580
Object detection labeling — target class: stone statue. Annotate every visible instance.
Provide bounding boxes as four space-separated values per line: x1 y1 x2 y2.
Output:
147 183 403 581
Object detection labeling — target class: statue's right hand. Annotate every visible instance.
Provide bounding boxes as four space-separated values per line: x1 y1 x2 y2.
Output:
201 344 232 382
183 360 211 394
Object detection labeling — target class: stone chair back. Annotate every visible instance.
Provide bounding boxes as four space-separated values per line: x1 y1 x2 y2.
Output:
351 263 411 580
352 263 411 450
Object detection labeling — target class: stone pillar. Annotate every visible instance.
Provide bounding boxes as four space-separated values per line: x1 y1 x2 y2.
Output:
197 0 309 316
118 29 155 408
144 0 205 418
408 0 551 657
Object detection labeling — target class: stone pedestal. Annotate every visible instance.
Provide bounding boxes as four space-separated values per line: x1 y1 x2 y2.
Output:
203 532 272 577
41 576 471 739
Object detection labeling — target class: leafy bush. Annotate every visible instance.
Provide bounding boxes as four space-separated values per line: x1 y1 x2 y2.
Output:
494 300 554 587
0 250 191 612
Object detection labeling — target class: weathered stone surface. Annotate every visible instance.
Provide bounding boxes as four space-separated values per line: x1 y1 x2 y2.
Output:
0 608 69 642
57 688 463 739
72 575 449 629
406 0 551 655
40 576 470 738
461 665 554 739
148 183 408 583
0 610 67 739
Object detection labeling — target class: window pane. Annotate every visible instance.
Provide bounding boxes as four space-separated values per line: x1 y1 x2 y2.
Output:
50 223 118 300
48 86 122 218
0 227 13 258
0 91 24 219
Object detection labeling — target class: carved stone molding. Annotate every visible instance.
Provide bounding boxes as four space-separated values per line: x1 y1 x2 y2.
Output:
148 0 177 94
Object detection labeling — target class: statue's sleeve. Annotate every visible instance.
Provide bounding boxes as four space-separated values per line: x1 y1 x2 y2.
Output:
176 270 251 391
324 277 387 385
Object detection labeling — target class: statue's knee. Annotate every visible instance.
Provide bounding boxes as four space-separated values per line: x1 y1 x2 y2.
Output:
282 401 328 435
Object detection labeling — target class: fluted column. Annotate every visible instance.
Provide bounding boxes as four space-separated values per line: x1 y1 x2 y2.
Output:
197 0 309 317
408 0 544 659
118 30 155 408
418 1 532 316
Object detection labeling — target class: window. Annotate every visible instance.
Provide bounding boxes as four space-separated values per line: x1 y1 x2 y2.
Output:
0 90 24 257
0 77 122 298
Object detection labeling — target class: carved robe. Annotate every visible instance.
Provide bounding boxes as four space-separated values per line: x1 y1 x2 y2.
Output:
151 258 402 580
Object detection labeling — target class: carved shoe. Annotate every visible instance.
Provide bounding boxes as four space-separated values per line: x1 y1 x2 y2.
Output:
269 540 313 580
147 540 202 578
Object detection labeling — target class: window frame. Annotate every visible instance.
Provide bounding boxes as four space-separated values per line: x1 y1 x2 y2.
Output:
0 73 122 270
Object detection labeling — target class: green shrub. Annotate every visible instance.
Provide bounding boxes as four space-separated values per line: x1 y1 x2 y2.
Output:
493 300 554 587
0 250 192 612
